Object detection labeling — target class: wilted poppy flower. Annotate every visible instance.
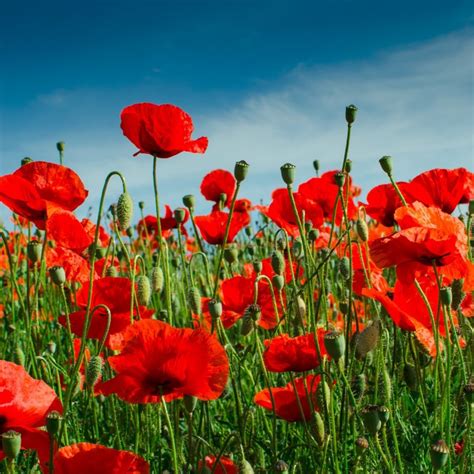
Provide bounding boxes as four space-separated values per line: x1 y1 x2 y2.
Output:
60 277 154 350
199 455 238 474
200 169 236 209
0 161 88 229
96 319 229 403
121 103 208 158
195 210 250 245
49 443 149 474
254 375 322 422
0 360 62 462
263 331 327 372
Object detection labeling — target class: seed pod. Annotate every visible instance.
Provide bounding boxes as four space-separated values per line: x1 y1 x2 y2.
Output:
21 157 33 165
173 207 186 224
345 104 358 124
344 159 353 173
339 300 349 315
308 228 319 242
379 156 393 175
440 287 452 307
27 241 42 263
183 395 197 413
334 172 345 188
150 266 164 293
271 251 285 275
403 364 418 391
272 274 285 291
356 219 369 242
234 160 250 183
46 411 63 437
47 341 57 355
430 439 449 471
355 320 381 359
314 411 325 446
208 299 223 320
136 275 151 306
224 246 239 264
187 286 202 316
49 266 66 286
361 405 382 435
338 257 351 280
1 430 21 460
324 329 345 361
275 460 289 473
106 266 118 277
15 345 25 366
252 260 262 274
56 141 65 152
377 405 390 425
280 163 296 185
182 194 195 210
116 192 133 231
86 356 103 389
451 279 465 310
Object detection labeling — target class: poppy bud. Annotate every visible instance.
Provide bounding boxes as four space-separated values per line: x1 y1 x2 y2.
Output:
379 156 393 175
271 251 285 275
430 439 449 471
355 320 381 359
275 237 287 251
136 275 151 306
150 266 164 293
314 412 325 446
280 163 296 185
188 286 202 315
308 228 319 242
275 460 289 473
239 459 254 474
324 329 345 361
361 405 382 435
440 287 452 307
86 356 103 389
2 430 21 460
355 437 369 455
296 296 306 321
138 201 145 210
182 194 195 210
316 380 331 412
463 381 474 403
27 241 42 263
208 299 223 320
351 374 367 399
272 274 285 291
345 104 358 124
451 279 465 310
338 257 351 280
117 192 134 231
356 219 369 242
106 266 118 277
344 159 353 173
313 159 320 174
241 313 255 337
174 208 186 224
56 141 65 152
234 160 250 183
46 411 63 437
334 172 345 188
292 239 304 259
403 364 418 391
47 341 56 355
14 345 25 366
49 266 66 286
252 260 262 274
224 246 239 264
183 395 197 413
21 157 33 166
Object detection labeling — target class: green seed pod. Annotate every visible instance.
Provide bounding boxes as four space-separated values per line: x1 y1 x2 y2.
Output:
252 260 262 274
361 405 382 435
47 341 57 355
440 287 452 307
338 257 351 280
344 159 353 173
106 266 119 277
334 172 345 188
49 266 66 286
403 364 418 391
243 407 255 446
1 430 21 460
14 345 25 366
308 228 319 242
355 437 369 455
95 246 107 259
280 163 296 185
451 279 465 310
355 320 381 359
379 156 393 175
183 395 197 413
356 219 369 242
224 246 239 264
377 405 390 425
46 411 63 437
339 300 349 315
116 192 134 231
272 274 285 291
324 329 346 361
313 159 320 174
463 381 474 404
56 141 65 152
316 380 331 412
86 356 103 389
182 194 195 210
138 201 145 210
314 411 325 446
188 286 202 315
345 104 358 124
27 241 42 263
271 251 285 275
174 207 186 224
150 266 164 293
430 439 449 471
292 239 304 259
208 299 223 320
136 275 151 306
21 157 33 166
234 160 250 183
351 374 367 399
275 460 289 473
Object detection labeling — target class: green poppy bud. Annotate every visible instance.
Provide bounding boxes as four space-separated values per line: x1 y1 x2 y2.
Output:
377 405 390 425
271 251 285 275
379 156 393 175
356 219 369 242
106 266 119 277
308 228 319 242
116 192 134 231
239 459 254 474
138 201 145 210
272 274 285 291
86 356 103 389
150 266 164 293
280 163 296 185
314 412 325 446
46 411 63 438
440 287 452 307
224 246 239 264
14 345 25 367
234 160 250 183
173 208 186 224
252 260 262 274
345 104 358 124
187 286 202 315
451 279 465 310
313 159 320 174
1 430 21 460
136 275 151 306
338 256 351 280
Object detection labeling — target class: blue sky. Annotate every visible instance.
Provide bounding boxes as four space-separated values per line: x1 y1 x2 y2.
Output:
1 0 473 221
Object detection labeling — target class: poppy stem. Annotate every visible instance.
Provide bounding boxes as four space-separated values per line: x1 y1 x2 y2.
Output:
161 396 180 473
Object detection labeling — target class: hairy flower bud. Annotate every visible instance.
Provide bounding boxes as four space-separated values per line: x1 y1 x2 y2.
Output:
271 251 285 276
187 286 202 315
86 356 103 389
136 275 151 306
116 192 134 231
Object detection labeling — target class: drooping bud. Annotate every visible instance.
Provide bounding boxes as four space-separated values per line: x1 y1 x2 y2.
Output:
46 411 63 438
430 439 449 471
173 208 186 224
27 241 42 263
116 192 134 231
338 256 351 280
136 275 151 306
271 251 285 275
324 329 346 361
1 430 21 460
361 405 382 435
49 266 66 286
379 156 393 175
239 459 254 474
208 299 223 320
187 287 202 316
85 356 103 389
272 274 285 291
356 219 369 242
345 104 358 124
296 296 306 321
280 163 296 185
234 160 250 183
252 260 263 274
150 266 164 293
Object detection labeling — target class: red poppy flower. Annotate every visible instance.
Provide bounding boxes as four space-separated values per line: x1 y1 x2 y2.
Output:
59 277 154 350
260 188 324 238
199 455 238 474
234 198 253 213
254 375 322 422
0 162 88 229
96 319 229 403
263 330 327 372
138 206 189 240
200 169 236 209
120 103 208 158
47 210 93 253
0 360 62 462
195 210 250 245
50 443 149 474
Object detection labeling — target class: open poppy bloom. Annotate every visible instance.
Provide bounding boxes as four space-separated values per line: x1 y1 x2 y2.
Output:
263 331 327 372
0 161 88 229
254 375 323 422
49 443 149 474
0 360 62 463
96 319 229 403
59 277 154 350
195 210 250 245
199 455 238 474
200 169 236 210
120 102 208 158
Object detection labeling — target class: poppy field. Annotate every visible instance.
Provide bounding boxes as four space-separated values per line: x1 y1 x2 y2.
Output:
0 102 473 473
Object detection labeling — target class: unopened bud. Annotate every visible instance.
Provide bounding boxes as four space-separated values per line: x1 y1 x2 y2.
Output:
117 192 134 231
136 275 151 306
85 356 103 389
